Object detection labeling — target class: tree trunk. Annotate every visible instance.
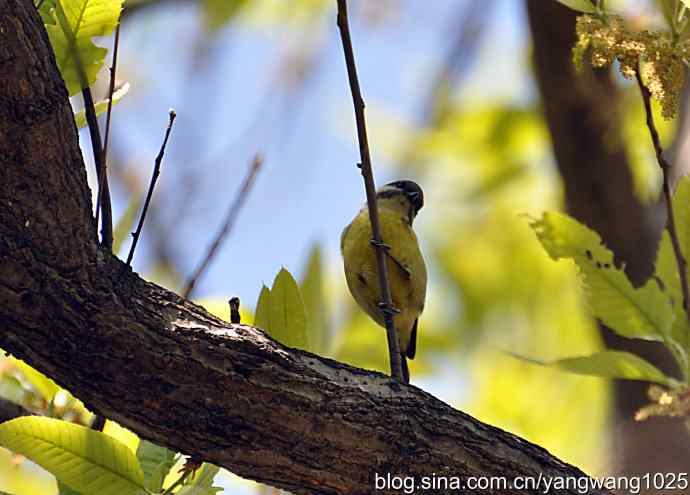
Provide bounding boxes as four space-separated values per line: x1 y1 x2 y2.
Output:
525 0 690 483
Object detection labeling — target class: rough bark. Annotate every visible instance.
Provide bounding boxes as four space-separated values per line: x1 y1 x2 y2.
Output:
0 0 614 493
525 0 690 481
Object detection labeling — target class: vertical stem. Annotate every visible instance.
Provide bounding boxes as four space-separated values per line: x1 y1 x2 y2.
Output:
635 70 690 325
335 0 403 382
82 87 113 250
95 21 122 243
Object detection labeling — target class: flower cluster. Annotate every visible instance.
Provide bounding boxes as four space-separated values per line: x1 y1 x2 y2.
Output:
635 385 690 432
573 15 688 119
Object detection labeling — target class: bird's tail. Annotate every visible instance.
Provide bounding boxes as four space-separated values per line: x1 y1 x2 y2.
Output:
401 354 410 384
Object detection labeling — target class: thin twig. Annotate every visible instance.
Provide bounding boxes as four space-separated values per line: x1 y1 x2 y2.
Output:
635 69 690 323
181 155 263 299
336 0 403 382
82 87 114 250
95 21 122 238
125 110 177 267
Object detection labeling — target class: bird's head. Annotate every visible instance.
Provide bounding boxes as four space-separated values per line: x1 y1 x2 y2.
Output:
376 179 424 225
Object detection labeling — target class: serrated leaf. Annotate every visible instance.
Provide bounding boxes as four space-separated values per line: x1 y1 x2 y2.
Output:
554 0 598 12
74 82 130 129
136 439 176 493
10 358 60 402
253 284 271 331
300 244 329 354
113 191 140 256
268 268 308 350
514 350 674 386
531 212 674 341
176 464 222 495
45 0 124 96
0 417 145 495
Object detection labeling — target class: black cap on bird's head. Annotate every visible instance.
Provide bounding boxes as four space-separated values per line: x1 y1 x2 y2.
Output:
376 179 424 224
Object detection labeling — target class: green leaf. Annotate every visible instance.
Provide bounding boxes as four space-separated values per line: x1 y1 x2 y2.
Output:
0 417 145 495
113 191 141 256
514 351 674 386
58 481 83 495
268 268 308 350
136 439 176 493
45 0 124 96
202 0 249 31
176 463 222 494
300 244 329 354
74 82 130 129
531 212 674 341
10 358 60 402
39 0 57 23
655 177 690 368
253 284 272 331
554 0 598 13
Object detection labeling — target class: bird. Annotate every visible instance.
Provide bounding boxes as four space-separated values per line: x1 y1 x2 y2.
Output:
341 179 427 383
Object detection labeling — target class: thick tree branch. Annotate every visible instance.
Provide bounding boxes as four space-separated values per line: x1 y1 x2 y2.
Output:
0 0 612 493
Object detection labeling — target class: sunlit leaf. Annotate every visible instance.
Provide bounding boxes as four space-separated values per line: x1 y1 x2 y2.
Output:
0 417 145 495
176 463 222 495
531 211 674 341
253 284 271 331
514 350 675 386
268 268 308 350
74 82 130 129
45 0 124 95
554 0 597 13
137 440 176 493
300 244 329 354
10 358 60 402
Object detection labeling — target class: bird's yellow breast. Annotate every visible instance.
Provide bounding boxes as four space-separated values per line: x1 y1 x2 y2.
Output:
340 207 427 354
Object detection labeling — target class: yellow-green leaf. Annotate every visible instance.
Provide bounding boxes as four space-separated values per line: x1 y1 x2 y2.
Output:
300 244 329 354
202 0 249 31
10 358 60 402
74 82 130 129
176 463 221 494
136 440 176 493
554 0 597 13
532 211 674 341
45 0 124 96
268 268 308 350
0 417 145 495
514 350 674 386
253 284 271 331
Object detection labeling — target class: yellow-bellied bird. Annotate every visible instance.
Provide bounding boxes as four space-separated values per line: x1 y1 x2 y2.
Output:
341 180 427 383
